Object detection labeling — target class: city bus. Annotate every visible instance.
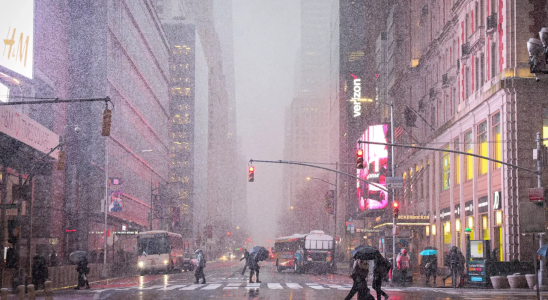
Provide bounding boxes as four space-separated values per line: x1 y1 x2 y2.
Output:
274 230 334 274
137 231 185 275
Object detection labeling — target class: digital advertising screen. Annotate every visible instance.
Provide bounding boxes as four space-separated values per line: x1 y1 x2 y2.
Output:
357 124 389 211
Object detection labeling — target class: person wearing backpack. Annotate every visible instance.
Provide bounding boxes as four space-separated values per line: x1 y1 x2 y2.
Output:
345 259 374 300
396 249 410 285
194 249 206 284
372 254 390 300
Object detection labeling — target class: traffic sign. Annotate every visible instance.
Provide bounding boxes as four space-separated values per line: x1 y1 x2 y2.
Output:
529 187 544 202
386 177 404 189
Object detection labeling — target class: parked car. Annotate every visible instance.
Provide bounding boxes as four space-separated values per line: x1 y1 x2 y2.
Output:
182 253 195 271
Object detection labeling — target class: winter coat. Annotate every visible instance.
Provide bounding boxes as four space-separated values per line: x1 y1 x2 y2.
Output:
449 247 460 266
197 252 205 268
240 251 249 262
373 256 391 279
397 254 410 270
424 255 437 272
248 253 260 270
32 255 48 281
76 258 89 274
352 260 369 284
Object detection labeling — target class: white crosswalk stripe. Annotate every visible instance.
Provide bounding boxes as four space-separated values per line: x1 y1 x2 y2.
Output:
267 283 283 289
224 283 241 289
202 284 222 290
180 284 203 290
139 285 165 290
246 283 261 289
162 285 187 290
286 283 303 289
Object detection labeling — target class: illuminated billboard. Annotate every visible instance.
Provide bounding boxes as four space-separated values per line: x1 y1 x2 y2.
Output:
357 124 389 211
0 0 34 79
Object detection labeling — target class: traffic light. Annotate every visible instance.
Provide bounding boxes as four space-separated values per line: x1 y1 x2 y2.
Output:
248 166 255 182
404 107 417 127
393 202 400 218
227 231 231 236
101 108 112 136
356 149 364 169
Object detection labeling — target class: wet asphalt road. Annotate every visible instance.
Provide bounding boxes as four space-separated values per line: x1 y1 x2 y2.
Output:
38 261 548 299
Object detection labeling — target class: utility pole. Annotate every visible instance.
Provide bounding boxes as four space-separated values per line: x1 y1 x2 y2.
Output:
390 102 397 277
537 132 546 290
334 162 338 243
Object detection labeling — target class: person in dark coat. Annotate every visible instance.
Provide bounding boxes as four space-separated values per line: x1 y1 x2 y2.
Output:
32 254 48 290
345 259 372 300
457 250 465 287
373 254 390 300
50 250 57 267
240 248 249 275
194 249 206 284
442 246 460 287
424 254 438 286
75 257 90 290
248 252 261 283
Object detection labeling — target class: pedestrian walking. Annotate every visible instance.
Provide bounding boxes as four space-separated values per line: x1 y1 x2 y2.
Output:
32 254 48 290
345 259 374 300
442 246 460 287
372 254 390 300
50 249 57 267
457 249 465 287
248 252 261 283
240 248 249 275
194 249 206 284
396 249 410 285
75 257 90 290
424 254 437 286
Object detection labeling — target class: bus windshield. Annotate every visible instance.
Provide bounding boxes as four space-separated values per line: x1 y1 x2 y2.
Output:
138 236 169 255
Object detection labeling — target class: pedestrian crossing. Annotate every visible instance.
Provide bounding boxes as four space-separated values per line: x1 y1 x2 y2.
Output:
92 282 382 292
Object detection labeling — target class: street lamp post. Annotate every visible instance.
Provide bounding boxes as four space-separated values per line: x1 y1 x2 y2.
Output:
102 147 152 278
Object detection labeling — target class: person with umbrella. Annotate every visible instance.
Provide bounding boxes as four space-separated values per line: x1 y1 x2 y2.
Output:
248 246 269 283
32 254 48 290
240 248 249 275
423 253 438 286
194 249 206 284
372 253 391 300
345 245 380 300
396 249 410 285
75 256 90 289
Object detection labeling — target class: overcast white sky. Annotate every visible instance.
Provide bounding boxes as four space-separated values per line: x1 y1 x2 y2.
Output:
233 0 301 243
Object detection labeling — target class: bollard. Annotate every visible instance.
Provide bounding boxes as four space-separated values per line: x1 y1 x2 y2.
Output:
17 285 24 300
44 281 53 300
0 288 7 300
28 284 35 300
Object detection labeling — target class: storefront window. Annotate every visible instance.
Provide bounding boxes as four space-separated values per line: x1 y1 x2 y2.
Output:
468 216 475 239
465 131 473 180
444 221 451 254
481 214 489 240
492 112 501 168
477 121 488 175
442 145 450 191
456 218 461 249
454 138 460 185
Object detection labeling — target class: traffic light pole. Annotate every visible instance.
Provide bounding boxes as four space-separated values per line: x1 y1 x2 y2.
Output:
390 103 397 280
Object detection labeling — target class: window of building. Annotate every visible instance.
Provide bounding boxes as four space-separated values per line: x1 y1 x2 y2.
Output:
475 57 479 92
492 112 501 168
465 130 473 180
543 108 548 147
468 216 475 239
426 158 430 199
480 214 489 240
454 138 461 184
480 53 485 86
491 42 497 79
465 66 470 99
477 121 488 175
442 145 450 191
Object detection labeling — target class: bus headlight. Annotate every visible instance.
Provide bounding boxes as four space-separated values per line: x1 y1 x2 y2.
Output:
138 261 144 268
164 260 169 265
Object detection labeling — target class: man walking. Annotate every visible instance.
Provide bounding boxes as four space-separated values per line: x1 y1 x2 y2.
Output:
240 248 249 275
373 254 390 300
248 252 261 283
396 249 410 285
194 249 206 284
442 246 460 287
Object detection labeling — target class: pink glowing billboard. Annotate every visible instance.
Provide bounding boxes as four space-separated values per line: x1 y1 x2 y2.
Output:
357 124 389 211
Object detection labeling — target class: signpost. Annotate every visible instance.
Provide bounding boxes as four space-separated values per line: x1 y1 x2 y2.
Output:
529 187 544 202
386 177 404 189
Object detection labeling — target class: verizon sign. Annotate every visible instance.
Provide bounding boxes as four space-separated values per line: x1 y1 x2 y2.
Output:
0 106 59 158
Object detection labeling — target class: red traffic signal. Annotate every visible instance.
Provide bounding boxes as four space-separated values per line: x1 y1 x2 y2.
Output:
393 202 399 218
227 231 231 236
356 149 364 169
248 166 255 182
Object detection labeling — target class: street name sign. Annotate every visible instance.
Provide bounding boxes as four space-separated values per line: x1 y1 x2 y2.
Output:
386 177 404 189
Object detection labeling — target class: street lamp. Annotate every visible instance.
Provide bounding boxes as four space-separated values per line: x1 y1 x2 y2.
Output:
102 148 153 278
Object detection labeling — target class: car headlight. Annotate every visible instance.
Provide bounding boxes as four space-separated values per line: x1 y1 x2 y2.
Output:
164 260 169 265
138 261 144 268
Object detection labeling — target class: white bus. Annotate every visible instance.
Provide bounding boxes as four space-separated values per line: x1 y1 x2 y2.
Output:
137 231 185 274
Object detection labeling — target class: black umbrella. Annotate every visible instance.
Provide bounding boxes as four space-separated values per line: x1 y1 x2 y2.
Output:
249 246 269 261
351 245 380 260
69 251 87 264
